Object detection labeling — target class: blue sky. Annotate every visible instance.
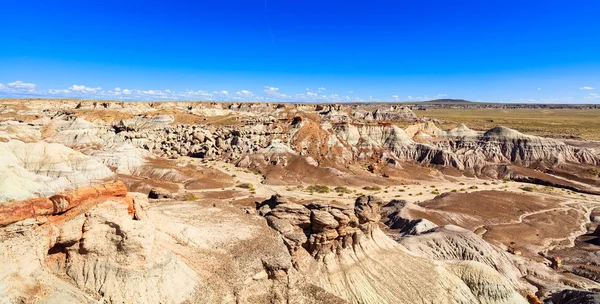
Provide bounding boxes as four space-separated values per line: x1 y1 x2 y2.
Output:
1 0 599 103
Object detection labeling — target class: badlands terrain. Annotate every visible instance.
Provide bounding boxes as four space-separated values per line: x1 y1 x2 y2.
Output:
1 99 600 303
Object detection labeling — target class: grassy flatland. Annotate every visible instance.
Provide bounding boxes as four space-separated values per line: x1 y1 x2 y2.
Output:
416 108 600 140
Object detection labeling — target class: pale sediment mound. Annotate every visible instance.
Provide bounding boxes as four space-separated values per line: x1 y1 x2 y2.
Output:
0 140 115 202
0 121 41 142
399 225 533 293
446 123 480 137
404 121 444 138
49 118 111 146
257 195 526 304
483 126 527 139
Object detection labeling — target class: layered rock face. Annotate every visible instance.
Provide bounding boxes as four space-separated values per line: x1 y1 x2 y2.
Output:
114 114 598 178
257 195 526 304
31 100 594 181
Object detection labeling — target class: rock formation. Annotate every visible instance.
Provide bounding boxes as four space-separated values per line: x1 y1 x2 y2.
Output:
257 195 526 303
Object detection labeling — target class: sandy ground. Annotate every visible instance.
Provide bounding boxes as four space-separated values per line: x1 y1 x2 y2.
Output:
166 157 600 261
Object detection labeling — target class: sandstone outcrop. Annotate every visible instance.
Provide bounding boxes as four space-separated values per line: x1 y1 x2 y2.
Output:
258 195 527 304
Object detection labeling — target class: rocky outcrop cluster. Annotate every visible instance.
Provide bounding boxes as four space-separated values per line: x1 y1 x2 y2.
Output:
257 195 382 261
119 124 275 160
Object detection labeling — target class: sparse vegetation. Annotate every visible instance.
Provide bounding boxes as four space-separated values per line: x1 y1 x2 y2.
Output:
182 193 200 201
334 186 353 194
237 183 255 191
307 185 331 194
363 186 382 191
584 168 600 178
520 186 535 192
415 108 600 140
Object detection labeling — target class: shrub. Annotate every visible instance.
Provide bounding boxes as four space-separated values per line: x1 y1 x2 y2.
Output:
520 186 535 192
469 185 478 190
334 186 352 194
237 183 255 191
182 193 199 201
307 185 331 194
362 186 382 191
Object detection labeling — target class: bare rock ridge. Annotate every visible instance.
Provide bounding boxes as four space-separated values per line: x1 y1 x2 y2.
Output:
257 194 526 304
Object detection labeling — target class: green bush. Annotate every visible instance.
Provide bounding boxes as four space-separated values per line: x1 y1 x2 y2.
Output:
334 186 352 194
307 185 331 194
520 186 535 192
362 186 382 191
182 193 199 201
237 183 255 191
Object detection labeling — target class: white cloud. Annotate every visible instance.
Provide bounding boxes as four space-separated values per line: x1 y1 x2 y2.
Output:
70 84 102 93
8 80 36 90
0 81 469 103
235 90 254 97
140 90 167 97
264 86 288 99
586 93 599 101
264 86 279 93
580 86 594 90
48 89 70 94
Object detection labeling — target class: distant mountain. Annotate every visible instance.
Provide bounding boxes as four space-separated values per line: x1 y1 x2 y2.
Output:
424 99 473 103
